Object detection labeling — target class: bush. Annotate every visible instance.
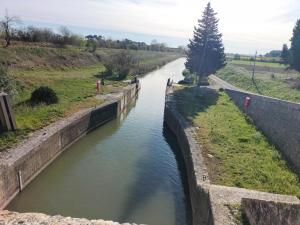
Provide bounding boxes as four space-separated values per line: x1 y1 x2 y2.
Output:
0 65 14 94
101 51 138 80
182 69 190 77
118 67 130 80
30 86 58 105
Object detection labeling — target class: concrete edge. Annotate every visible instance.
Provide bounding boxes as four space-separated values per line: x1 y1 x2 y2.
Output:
164 85 212 225
164 84 300 225
0 83 140 210
0 210 145 225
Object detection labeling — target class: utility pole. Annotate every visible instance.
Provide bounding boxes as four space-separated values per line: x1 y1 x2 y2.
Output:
252 51 257 82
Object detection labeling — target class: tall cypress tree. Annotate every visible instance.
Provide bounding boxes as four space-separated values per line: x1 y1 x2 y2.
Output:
290 20 300 71
185 3 225 85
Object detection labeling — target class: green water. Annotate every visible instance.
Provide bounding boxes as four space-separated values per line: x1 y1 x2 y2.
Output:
8 58 192 225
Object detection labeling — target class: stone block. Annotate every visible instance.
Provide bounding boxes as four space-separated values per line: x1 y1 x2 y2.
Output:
242 198 300 225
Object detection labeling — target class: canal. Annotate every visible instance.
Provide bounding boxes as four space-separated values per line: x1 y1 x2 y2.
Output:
7 58 192 225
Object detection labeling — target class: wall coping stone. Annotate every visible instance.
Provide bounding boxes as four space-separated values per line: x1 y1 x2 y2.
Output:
242 198 300 225
0 210 144 225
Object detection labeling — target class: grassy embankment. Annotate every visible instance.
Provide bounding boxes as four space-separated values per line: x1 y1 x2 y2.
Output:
217 60 300 103
0 42 181 151
173 86 300 198
230 59 286 68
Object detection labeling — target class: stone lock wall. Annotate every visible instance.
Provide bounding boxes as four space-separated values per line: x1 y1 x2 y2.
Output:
242 198 300 225
0 210 144 225
164 85 300 225
226 89 300 175
0 83 140 210
164 86 213 225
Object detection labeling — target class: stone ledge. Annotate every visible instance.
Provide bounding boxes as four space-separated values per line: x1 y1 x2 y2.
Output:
242 198 300 225
164 84 300 225
0 211 143 225
209 185 300 225
164 85 212 225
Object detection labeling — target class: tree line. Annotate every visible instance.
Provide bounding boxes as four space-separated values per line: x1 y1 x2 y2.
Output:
85 35 174 52
280 20 300 71
0 11 181 53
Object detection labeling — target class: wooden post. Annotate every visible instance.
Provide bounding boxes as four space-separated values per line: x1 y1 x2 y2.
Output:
0 92 17 132
18 171 23 192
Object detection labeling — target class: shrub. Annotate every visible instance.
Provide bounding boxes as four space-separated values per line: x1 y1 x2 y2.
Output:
102 61 114 77
101 51 138 80
0 65 14 94
182 69 190 77
30 86 58 105
118 67 130 80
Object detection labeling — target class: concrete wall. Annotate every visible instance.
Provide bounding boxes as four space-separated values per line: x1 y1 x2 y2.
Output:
164 86 213 225
164 85 300 225
242 198 300 225
226 89 300 175
0 83 140 210
0 210 143 225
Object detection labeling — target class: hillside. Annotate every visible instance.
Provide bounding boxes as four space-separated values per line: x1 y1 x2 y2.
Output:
0 42 181 71
0 42 182 151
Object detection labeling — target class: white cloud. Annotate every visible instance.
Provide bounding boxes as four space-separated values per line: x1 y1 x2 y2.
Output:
0 0 299 54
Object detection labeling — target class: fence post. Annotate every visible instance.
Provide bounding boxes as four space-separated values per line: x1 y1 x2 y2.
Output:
0 92 17 132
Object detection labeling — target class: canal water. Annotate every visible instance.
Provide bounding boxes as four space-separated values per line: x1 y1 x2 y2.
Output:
8 58 192 225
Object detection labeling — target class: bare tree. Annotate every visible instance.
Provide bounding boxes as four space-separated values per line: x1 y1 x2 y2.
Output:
58 26 71 37
0 10 21 47
57 26 72 47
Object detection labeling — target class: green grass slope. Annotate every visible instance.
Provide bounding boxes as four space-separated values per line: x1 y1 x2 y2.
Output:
0 42 182 151
174 86 300 198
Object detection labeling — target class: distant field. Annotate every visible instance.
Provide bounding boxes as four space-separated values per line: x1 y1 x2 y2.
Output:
217 63 300 103
173 86 300 198
229 59 286 68
0 43 181 151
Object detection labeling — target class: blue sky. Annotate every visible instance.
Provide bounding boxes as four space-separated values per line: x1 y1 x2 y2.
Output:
1 0 299 54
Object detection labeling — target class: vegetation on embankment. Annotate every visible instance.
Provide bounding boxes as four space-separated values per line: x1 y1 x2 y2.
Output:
229 59 286 69
173 86 300 198
0 43 181 151
0 42 181 72
217 63 300 103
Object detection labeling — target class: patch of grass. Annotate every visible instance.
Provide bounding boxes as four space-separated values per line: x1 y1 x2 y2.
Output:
230 60 286 68
217 65 300 103
0 65 110 151
0 44 181 151
226 204 250 225
174 87 300 198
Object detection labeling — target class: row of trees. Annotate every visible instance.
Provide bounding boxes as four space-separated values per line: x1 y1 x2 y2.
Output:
1 25 173 52
86 35 171 52
0 11 179 52
10 26 84 47
280 20 300 71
